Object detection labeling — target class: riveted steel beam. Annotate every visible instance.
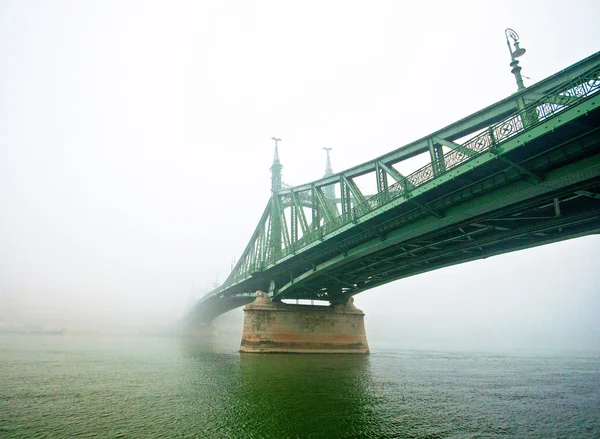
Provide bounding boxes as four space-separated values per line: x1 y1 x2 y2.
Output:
576 190 600 200
376 160 413 188
428 138 446 176
291 191 309 236
277 197 291 250
375 161 389 194
433 136 478 157
498 156 543 184
313 184 336 222
340 175 352 215
342 175 366 204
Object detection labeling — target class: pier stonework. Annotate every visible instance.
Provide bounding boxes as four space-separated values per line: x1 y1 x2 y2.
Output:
240 291 369 354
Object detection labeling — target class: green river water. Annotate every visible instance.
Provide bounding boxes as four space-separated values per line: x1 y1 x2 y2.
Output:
1 334 599 438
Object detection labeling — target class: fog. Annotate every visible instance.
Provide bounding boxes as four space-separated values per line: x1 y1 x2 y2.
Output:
1 1 599 352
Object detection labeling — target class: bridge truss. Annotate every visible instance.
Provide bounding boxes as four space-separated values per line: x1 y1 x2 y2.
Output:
185 52 600 324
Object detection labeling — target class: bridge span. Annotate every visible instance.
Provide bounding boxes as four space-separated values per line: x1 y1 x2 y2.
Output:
183 51 600 351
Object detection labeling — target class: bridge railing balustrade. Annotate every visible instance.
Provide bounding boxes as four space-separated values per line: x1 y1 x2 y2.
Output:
561 74 600 100
406 163 436 188
532 67 600 123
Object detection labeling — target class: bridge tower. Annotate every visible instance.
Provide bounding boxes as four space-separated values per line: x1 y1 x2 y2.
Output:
323 147 335 200
270 137 283 192
269 138 283 265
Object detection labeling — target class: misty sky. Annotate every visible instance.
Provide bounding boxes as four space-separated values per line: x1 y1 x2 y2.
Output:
1 1 599 351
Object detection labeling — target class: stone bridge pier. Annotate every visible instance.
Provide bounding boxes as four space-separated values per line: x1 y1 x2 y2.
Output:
239 291 370 354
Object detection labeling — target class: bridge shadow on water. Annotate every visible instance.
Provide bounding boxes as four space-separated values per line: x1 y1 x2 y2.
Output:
235 354 377 437
178 336 390 438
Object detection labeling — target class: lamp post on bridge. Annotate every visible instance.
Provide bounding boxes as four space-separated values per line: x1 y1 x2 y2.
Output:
505 28 527 91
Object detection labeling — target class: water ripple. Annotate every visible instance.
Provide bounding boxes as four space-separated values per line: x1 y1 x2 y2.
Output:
1 335 599 438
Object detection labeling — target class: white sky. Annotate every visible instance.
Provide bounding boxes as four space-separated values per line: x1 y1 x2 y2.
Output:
1 0 599 351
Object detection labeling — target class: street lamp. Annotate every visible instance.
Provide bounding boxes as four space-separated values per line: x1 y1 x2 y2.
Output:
505 28 527 91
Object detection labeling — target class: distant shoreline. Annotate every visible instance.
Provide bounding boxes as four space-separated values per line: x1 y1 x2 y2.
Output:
0 328 65 335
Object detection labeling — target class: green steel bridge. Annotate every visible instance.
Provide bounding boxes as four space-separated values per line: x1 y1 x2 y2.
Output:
184 51 600 327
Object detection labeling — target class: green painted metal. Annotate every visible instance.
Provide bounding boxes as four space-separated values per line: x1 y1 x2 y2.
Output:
375 161 389 194
340 175 351 216
428 138 446 176
274 151 600 300
269 143 283 263
313 184 335 223
270 141 283 192
311 185 320 232
376 160 409 184
184 51 600 326
322 148 336 202
433 136 477 157
342 175 366 204
291 191 309 236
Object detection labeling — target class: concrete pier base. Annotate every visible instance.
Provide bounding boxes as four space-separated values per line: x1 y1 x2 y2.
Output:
240 291 369 354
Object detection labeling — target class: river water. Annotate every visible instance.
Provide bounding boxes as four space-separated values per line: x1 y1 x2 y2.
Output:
1 334 599 438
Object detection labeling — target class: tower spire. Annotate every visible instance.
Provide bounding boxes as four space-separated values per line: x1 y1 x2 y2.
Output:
323 147 333 176
323 147 335 200
270 137 282 192
269 137 283 263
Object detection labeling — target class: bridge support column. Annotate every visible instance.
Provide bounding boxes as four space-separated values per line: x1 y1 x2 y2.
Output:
240 291 369 354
